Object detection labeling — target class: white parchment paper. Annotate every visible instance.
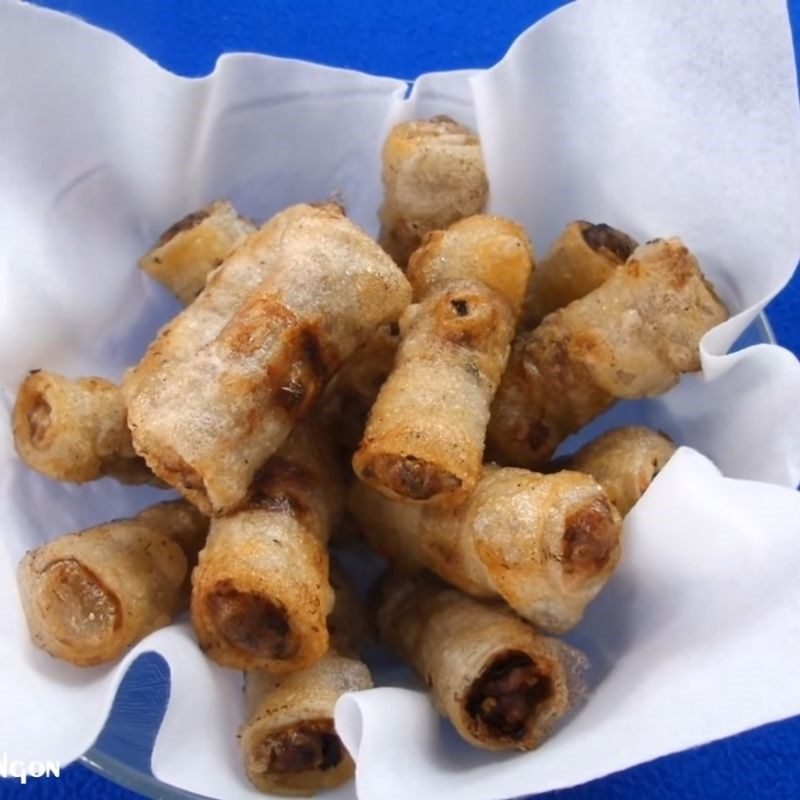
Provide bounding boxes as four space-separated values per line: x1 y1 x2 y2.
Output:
1 0 799 798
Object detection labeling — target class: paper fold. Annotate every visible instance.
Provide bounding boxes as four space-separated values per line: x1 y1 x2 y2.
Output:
1 1 799 798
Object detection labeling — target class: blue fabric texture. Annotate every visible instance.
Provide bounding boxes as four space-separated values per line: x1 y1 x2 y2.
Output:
2 1 799 797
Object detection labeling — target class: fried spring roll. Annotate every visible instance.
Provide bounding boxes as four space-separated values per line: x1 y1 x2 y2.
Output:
318 322 401 454
139 201 256 305
240 654 371 796
128 204 411 515
378 116 489 267
239 564 372 796
350 465 622 633
354 216 532 504
488 237 729 469
17 501 208 667
377 573 587 751
12 370 153 485
570 426 677 516
520 221 637 329
123 203 323 400
353 280 516 505
191 422 345 672
406 215 535 315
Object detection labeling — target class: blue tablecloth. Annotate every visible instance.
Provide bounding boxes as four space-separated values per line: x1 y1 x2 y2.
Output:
2 1 799 798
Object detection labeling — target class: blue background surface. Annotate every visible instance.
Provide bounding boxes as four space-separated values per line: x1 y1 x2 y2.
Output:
2 0 799 798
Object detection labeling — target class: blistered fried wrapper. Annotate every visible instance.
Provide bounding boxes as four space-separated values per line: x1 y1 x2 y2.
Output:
1 1 800 799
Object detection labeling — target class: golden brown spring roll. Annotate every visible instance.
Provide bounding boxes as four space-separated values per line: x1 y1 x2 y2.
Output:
128 204 411 515
488 237 729 469
240 654 371 796
17 501 208 667
139 201 256 305
350 465 622 633
406 214 535 315
378 116 489 267
353 216 532 503
353 280 516 505
377 573 587 751
520 221 637 329
570 426 677 516
12 370 153 485
317 322 401 454
239 563 372 796
191 422 345 673
123 203 323 401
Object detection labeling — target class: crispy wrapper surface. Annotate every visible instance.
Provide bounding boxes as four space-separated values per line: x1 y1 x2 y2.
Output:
128 204 411 515
378 116 488 267
407 214 534 313
240 653 372 796
353 281 516 505
521 220 637 329
570 425 677 516
191 422 344 672
318 322 400 455
377 573 587 751
351 465 622 633
12 371 153 485
488 237 729 468
123 203 317 401
16 501 205 667
139 200 256 306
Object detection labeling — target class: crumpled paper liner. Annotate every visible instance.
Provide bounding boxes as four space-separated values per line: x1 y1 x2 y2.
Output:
0 0 799 798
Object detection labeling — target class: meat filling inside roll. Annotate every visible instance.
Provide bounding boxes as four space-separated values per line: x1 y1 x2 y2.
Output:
466 651 554 742
263 720 344 775
205 584 296 660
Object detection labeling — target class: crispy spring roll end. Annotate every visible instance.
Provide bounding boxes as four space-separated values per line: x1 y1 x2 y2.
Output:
465 650 556 744
377 574 588 750
18 505 192 667
562 496 620 576
157 208 211 245
13 371 152 484
202 582 298 660
580 222 637 262
25 559 120 658
240 653 370 795
520 220 637 329
22 390 51 446
243 719 352 796
140 201 256 305
358 454 462 502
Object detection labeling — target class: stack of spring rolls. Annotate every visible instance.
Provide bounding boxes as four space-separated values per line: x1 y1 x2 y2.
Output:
11 115 726 796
